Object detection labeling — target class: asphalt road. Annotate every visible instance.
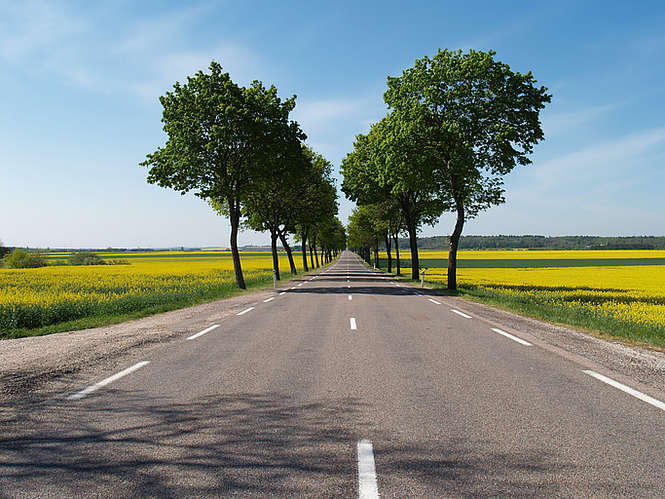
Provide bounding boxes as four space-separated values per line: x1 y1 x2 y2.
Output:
1 251 664 497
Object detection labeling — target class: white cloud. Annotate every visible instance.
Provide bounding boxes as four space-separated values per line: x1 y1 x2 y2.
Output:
532 126 665 191
542 103 619 137
0 2 264 100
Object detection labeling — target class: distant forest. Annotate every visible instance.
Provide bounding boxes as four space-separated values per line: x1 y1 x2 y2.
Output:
394 235 665 251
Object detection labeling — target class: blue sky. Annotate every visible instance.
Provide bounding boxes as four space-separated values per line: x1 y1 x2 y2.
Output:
1 0 664 248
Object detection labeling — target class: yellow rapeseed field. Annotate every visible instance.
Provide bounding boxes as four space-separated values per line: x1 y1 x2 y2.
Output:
0 251 296 332
386 250 665 331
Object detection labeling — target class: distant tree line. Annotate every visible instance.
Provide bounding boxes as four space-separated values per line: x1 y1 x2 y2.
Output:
404 235 665 251
142 61 346 288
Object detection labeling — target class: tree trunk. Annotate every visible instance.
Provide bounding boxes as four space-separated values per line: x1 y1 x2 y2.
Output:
394 234 401 275
309 240 315 269
447 198 465 291
313 242 320 268
228 198 246 289
301 228 309 272
407 220 419 281
373 240 379 268
270 230 280 281
278 230 297 274
385 235 392 273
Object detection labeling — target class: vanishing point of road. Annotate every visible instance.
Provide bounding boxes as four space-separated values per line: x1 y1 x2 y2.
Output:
1 251 664 497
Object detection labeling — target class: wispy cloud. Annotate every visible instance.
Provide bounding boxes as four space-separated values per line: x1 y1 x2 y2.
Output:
541 103 620 137
0 2 264 100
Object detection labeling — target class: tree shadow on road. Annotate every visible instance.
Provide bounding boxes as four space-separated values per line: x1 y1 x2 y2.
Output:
0 392 656 497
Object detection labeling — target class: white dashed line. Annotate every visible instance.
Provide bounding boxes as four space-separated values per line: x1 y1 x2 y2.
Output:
186 324 220 340
236 307 255 316
357 439 379 499
583 370 665 412
67 361 150 400
263 297 275 303
279 292 286 295
451 309 472 319
297 283 304 287
490 327 532 346
348 295 352 301
428 298 441 305
350 317 357 330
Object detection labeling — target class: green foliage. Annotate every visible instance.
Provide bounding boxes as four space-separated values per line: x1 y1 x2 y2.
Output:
140 60 305 289
3 249 46 269
0 240 9 258
68 252 107 266
384 49 550 217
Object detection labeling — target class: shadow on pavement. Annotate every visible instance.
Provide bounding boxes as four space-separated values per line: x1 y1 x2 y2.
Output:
0 392 651 497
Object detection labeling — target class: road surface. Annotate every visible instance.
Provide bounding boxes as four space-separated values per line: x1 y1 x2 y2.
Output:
1 250 664 497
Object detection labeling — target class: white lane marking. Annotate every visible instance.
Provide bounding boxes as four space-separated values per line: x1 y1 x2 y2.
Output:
428 298 441 305
237 307 255 316
350 317 357 330
583 370 665 412
279 291 286 295
290 286 296 290
348 295 353 301
297 283 304 287
67 361 150 400
186 324 220 340
348 285 351 288
491 327 532 346
451 309 472 319
263 297 275 303
357 439 379 499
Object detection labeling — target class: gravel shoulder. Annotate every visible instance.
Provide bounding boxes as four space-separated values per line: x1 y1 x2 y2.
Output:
443 292 665 399
0 285 281 404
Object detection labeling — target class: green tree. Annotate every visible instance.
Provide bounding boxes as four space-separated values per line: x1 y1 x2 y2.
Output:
3 249 46 268
0 239 9 259
242 136 306 280
141 61 303 289
385 49 550 290
342 114 443 280
294 147 338 271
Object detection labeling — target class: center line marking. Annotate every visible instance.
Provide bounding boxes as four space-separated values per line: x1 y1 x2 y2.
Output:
350 317 357 330
491 327 532 346
236 306 255 316
357 439 379 499
428 298 441 305
348 295 352 300
297 283 304 287
279 291 286 295
451 309 472 319
186 324 220 340
67 361 150 400
263 297 275 302
583 370 665 412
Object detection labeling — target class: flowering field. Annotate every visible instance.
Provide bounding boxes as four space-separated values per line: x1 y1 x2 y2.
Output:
385 250 665 345
0 251 295 335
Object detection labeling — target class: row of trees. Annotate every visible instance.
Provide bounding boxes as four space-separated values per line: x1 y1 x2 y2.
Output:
343 49 550 289
142 62 345 288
